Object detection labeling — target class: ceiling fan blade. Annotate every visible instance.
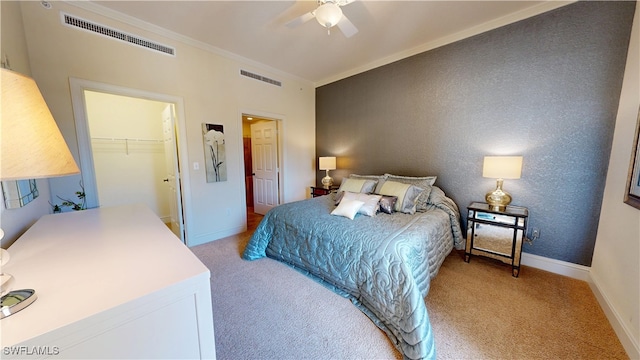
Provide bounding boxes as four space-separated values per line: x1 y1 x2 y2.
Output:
285 11 315 28
336 14 358 38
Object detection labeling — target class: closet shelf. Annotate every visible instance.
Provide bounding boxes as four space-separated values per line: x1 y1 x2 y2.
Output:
91 137 164 155
91 137 163 143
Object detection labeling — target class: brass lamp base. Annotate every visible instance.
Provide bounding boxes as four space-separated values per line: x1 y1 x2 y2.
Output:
485 178 512 211
321 175 333 187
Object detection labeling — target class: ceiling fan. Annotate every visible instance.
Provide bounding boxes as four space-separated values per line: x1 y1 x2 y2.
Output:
286 0 358 38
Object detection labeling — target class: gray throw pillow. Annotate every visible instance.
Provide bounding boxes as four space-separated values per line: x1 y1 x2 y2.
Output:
383 174 437 212
348 174 387 193
378 195 398 214
338 178 377 194
378 180 425 214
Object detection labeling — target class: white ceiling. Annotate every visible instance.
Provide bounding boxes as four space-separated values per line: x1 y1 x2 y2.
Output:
80 1 572 86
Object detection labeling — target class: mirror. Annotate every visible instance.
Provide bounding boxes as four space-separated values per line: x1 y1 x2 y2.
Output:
2 179 39 209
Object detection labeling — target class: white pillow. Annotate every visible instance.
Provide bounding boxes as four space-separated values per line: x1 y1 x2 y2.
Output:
331 198 365 220
342 191 382 217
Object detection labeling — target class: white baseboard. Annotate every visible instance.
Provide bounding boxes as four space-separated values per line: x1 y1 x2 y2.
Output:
187 225 247 247
520 252 590 281
589 273 640 360
521 252 638 359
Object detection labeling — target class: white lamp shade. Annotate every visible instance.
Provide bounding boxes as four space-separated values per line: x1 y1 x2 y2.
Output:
315 2 343 28
482 156 523 179
1 69 79 180
319 156 336 171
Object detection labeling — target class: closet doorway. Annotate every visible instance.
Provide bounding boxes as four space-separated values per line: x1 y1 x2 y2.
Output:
70 79 189 244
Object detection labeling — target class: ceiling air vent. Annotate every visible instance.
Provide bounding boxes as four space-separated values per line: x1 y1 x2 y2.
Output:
240 70 282 87
61 13 175 57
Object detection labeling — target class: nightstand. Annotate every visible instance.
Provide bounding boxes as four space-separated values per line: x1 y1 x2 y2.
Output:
464 202 528 277
310 185 338 197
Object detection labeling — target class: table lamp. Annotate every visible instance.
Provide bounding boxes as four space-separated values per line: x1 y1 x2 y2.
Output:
319 156 336 187
482 156 523 211
1 68 80 318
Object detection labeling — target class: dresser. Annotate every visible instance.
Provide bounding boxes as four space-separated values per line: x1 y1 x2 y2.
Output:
1 204 216 359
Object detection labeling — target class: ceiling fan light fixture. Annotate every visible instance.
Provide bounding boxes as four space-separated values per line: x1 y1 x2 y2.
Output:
315 2 343 29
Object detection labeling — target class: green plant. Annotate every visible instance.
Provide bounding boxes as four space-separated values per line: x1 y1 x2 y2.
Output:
50 182 86 213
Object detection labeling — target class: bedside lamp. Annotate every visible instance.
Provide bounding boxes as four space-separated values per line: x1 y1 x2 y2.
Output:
483 156 523 211
1 68 80 318
319 156 336 187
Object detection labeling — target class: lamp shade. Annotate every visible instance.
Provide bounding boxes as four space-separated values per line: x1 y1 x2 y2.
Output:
1 69 79 180
482 156 522 179
318 156 336 171
315 2 343 28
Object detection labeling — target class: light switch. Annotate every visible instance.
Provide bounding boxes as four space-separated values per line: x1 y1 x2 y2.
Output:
193 162 200 170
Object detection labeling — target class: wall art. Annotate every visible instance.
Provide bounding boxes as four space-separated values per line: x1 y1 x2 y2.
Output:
625 108 640 209
202 123 227 183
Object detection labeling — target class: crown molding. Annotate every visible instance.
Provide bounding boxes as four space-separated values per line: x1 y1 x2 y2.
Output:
61 1 313 87
62 1 575 88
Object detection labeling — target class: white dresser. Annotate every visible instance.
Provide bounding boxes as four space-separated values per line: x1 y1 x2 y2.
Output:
1 204 216 359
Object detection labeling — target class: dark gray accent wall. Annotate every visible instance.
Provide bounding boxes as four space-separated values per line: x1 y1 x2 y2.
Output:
316 1 636 266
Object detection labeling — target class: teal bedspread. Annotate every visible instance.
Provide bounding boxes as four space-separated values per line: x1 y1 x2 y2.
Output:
243 187 463 360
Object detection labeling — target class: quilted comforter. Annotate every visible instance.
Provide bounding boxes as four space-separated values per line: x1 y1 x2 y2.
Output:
243 186 464 360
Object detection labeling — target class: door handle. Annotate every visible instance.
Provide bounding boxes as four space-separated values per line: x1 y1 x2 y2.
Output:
163 178 169 182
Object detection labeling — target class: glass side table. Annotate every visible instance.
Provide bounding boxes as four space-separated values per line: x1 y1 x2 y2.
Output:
464 202 528 277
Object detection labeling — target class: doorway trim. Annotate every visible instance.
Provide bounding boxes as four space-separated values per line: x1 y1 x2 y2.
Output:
69 78 192 244
239 109 285 217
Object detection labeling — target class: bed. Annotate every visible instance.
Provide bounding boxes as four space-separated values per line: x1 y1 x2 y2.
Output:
243 175 464 360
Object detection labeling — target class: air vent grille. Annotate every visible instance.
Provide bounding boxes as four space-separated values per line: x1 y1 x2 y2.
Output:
62 13 175 56
240 70 282 87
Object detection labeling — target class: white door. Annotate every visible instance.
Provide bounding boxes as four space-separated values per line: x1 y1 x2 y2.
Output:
251 121 279 215
162 105 185 242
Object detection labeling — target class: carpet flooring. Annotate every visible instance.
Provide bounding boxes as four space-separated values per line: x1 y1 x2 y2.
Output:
191 216 628 360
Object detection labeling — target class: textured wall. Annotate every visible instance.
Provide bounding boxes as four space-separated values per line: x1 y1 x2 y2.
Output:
316 1 636 266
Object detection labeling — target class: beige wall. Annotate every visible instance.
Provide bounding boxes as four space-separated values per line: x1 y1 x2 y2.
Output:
0 1 52 247
3 0 638 355
0 1 30 76
592 3 640 357
18 1 315 246
85 91 171 219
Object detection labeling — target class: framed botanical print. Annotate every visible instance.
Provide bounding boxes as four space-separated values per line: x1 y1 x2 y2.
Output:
202 123 227 183
624 108 640 209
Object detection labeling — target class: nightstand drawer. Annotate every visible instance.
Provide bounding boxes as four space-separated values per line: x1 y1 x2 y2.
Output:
472 211 524 227
310 186 338 197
